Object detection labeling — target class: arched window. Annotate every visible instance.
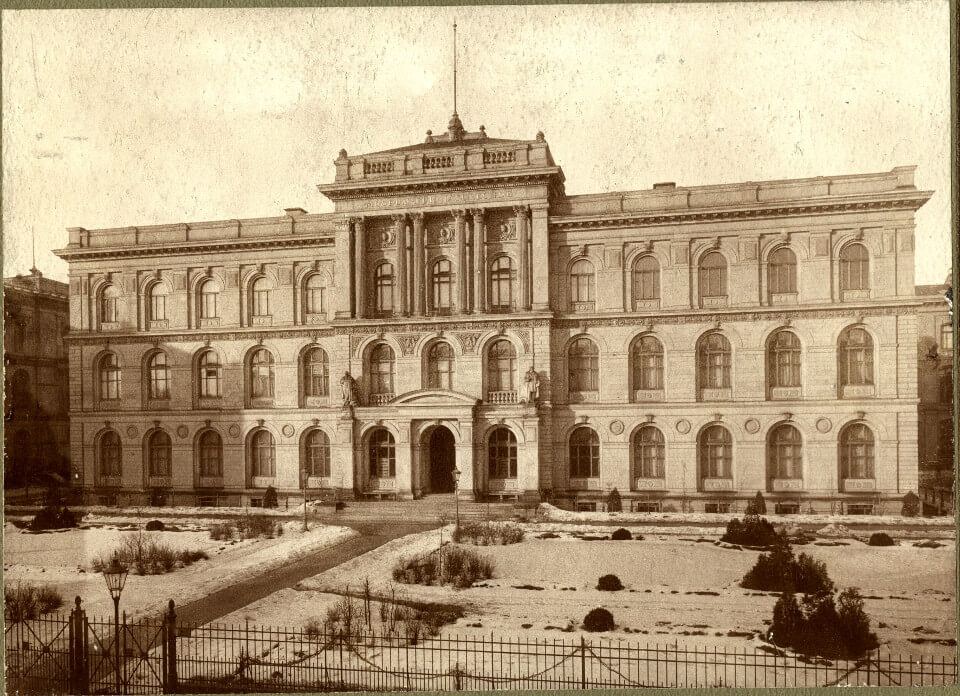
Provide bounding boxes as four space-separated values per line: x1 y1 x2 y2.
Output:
99 353 121 400
250 348 275 399
568 337 599 392
839 423 874 480
838 327 874 387
368 429 396 478
199 279 220 319
148 430 172 477
251 277 272 317
767 330 801 389
148 283 167 322
198 350 221 398
251 430 275 477
427 342 455 390
768 247 797 296
374 263 394 314
99 430 122 477
569 259 595 305
633 255 660 303
369 344 395 397
488 427 518 479
303 347 329 398
486 339 517 395
100 284 120 324
304 274 326 316
632 336 664 391
304 429 331 478
198 430 222 477
148 352 170 399
489 257 512 311
699 252 727 300
632 426 664 479
839 243 869 291
431 259 453 313
768 424 802 480
699 425 732 480
569 427 600 478
697 333 731 390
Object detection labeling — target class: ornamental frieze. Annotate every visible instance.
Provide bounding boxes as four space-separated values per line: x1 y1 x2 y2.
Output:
396 333 421 355
332 178 553 212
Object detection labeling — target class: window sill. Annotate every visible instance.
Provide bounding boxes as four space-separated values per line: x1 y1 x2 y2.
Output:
250 315 273 326
842 478 876 492
305 313 326 324
701 478 734 491
250 476 275 488
568 390 599 403
701 296 728 308
306 476 331 489
198 476 224 488
146 398 170 410
367 478 397 492
569 477 601 490
250 397 276 408
488 478 519 492
198 397 223 409
98 476 122 488
304 395 330 408
699 387 732 401
770 293 798 305
148 320 169 330
633 389 664 402
97 399 121 409
147 476 171 488
769 386 802 400
99 322 121 331
771 478 804 492
841 289 870 301
840 384 875 399
633 477 667 491
199 317 221 328
633 299 660 310
570 301 596 313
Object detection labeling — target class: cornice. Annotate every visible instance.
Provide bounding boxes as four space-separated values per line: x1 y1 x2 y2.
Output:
549 192 933 232
54 234 335 263
319 170 563 201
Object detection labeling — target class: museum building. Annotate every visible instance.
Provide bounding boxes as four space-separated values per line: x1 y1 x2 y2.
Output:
55 113 936 512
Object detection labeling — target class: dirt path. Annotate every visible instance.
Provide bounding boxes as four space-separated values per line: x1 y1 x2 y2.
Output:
170 521 436 626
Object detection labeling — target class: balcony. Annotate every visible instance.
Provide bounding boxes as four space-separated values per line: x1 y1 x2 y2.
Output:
633 477 667 491
840 384 875 399
633 389 664 402
370 393 394 406
842 478 876 493
569 477 601 490
701 478 734 491
770 386 802 400
771 478 804 492
487 390 518 405
699 387 733 401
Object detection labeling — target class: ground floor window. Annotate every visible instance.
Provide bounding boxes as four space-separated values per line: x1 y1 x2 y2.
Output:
704 502 731 514
369 429 396 478
488 427 517 479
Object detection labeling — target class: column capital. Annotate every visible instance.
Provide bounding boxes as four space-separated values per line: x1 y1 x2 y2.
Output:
390 213 406 225
529 203 550 214
512 204 530 216
451 209 467 221
411 211 425 223
350 216 366 228
468 207 485 218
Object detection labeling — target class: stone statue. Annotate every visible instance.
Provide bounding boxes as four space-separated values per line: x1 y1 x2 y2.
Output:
339 371 358 407
524 367 540 404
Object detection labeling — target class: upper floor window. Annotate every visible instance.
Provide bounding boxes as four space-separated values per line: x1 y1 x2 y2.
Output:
569 259 595 305
368 429 396 478
698 425 732 479
940 371 953 404
488 427 518 479
632 336 664 391
768 247 797 296
489 257 513 311
838 327 873 387
431 259 453 312
199 279 220 319
369 344 395 397
147 351 170 400
100 284 120 324
148 283 167 322
374 263 394 314
839 243 869 291
486 339 517 394
303 347 329 398
697 333 731 390
633 255 660 302
198 350 221 398
250 429 275 477
768 424 802 480
632 426 665 479
568 337 599 392
198 430 222 477
148 430 171 477
7 320 24 352
99 353 121 400
99 430 122 477
250 348 275 399
940 324 953 352
569 427 600 479
699 252 727 299
251 277 272 317
767 330 801 389
427 341 455 390
304 274 326 316
303 429 331 478
839 423 874 480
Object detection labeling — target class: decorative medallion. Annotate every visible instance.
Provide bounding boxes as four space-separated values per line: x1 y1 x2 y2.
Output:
282 424 295 438
228 424 241 438
744 418 761 434
609 420 624 435
495 220 517 241
816 417 833 433
126 425 139 439
675 419 691 434
176 425 189 439
438 223 455 245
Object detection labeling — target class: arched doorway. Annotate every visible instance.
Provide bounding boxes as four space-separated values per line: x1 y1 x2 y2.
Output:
428 427 456 493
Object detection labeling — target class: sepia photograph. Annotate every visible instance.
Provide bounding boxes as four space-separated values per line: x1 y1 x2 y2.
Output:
2 2 956 692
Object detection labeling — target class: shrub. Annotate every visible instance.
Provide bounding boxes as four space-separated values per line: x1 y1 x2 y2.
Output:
606 488 622 513
596 574 624 591
5 584 64 622
209 523 235 541
95 531 207 575
145 519 165 531
741 539 834 595
29 505 78 531
901 491 920 517
722 514 780 547
263 486 278 509
583 608 615 632
745 492 767 515
393 546 494 588
867 532 895 547
453 521 525 545
178 549 209 565
770 588 877 658
610 528 632 541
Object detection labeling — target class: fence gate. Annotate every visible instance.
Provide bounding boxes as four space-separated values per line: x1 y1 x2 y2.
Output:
3 612 74 694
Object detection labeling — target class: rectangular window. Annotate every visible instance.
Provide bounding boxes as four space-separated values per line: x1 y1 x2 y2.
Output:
845 503 873 516
941 324 953 352
102 298 118 323
151 295 166 321
634 269 659 300
201 291 218 319
704 502 730 514
633 501 661 513
201 366 221 398
306 287 325 315
775 502 800 515
253 290 270 316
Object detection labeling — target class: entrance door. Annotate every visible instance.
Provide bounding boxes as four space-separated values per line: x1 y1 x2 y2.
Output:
428 428 456 493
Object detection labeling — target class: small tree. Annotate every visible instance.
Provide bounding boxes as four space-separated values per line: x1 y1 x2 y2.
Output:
263 486 279 509
746 491 767 515
901 491 920 517
606 488 622 513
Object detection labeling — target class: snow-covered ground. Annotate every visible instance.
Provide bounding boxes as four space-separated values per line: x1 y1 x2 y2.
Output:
2 515 357 620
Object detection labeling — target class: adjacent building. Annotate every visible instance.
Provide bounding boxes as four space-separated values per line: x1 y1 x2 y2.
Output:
55 114 934 513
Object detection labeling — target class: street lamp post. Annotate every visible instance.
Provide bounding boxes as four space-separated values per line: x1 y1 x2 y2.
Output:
102 559 128 695
451 466 461 535
301 470 309 532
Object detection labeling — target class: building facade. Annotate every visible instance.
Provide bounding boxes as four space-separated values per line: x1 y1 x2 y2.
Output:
56 115 934 512
3 268 71 487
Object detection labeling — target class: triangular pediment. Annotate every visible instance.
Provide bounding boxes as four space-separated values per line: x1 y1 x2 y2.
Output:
391 389 480 406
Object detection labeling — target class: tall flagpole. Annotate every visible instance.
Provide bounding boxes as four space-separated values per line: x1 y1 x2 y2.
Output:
453 20 457 115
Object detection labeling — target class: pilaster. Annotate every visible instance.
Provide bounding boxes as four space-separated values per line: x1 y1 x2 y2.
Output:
352 217 365 319
394 214 408 316
454 210 467 312
412 213 425 316
471 209 486 313
530 204 550 311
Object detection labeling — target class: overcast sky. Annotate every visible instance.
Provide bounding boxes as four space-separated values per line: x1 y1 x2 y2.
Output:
2 2 952 284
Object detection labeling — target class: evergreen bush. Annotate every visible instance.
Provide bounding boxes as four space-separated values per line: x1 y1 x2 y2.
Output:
721 514 779 546
596 574 624 591
263 486 279 508
867 532 895 547
606 488 622 512
901 492 920 518
741 538 834 594
610 528 632 541
770 588 877 658
583 608 615 632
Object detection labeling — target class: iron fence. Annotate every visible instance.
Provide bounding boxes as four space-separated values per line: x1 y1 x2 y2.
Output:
5 600 957 694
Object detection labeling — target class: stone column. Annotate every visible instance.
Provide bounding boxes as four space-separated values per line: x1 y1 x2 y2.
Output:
514 206 530 311
470 208 484 314
412 213 425 316
454 210 467 312
352 217 365 319
393 214 407 315
530 204 550 311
